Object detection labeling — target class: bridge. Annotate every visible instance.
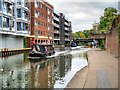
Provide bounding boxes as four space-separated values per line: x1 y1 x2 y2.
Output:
74 34 106 47
75 37 105 43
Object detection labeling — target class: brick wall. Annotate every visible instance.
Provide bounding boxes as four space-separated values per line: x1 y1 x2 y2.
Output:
106 28 118 57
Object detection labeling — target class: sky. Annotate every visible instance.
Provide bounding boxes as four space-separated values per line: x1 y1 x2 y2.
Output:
46 0 119 33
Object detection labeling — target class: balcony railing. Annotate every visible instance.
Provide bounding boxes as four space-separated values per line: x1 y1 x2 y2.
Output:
65 38 70 41
54 37 60 40
65 27 69 31
54 17 59 21
65 33 69 36
54 30 60 34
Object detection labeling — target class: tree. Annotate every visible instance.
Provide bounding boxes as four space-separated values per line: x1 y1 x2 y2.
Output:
72 31 86 39
72 33 79 39
79 31 86 38
98 7 117 31
83 30 90 38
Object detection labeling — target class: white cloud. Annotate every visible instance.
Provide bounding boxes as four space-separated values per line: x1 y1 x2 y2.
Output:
47 0 119 32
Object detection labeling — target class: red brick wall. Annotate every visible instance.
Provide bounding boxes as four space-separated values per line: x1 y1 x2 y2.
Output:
106 28 118 57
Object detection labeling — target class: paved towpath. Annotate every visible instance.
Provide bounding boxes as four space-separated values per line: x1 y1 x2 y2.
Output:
66 49 118 88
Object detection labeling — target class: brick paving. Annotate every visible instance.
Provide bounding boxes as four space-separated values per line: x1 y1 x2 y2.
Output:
66 49 118 88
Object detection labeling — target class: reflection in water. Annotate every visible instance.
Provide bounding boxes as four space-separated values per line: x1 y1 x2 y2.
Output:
0 49 88 88
30 54 72 88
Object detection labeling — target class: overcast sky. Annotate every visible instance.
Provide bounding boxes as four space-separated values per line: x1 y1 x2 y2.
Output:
46 0 119 33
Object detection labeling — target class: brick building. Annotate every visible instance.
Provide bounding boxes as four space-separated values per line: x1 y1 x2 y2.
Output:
106 17 119 57
28 0 54 47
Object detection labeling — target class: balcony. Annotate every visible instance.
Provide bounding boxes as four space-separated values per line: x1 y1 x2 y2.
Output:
8 6 13 16
54 37 60 40
54 23 59 28
3 3 14 17
54 17 59 22
65 27 69 31
65 22 68 26
17 1 29 10
24 0 29 9
65 38 70 41
54 30 60 34
4 0 14 4
65 33 69 36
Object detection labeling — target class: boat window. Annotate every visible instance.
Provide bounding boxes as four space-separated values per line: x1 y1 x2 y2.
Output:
39 45 45 51
36 44 40 51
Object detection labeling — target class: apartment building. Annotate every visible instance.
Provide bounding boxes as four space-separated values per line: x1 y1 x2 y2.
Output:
53 12 72 46
0 0 30 49
29 0 54 46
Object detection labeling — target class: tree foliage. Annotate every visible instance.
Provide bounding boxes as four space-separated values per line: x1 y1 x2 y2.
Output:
83 30 90 38
79 31 86 38
72 30 90 39
98 7 117 31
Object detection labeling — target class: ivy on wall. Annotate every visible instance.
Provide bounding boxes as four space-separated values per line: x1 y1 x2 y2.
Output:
119 23 120 46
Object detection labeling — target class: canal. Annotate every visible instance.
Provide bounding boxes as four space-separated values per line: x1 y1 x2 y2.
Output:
0 47 90 88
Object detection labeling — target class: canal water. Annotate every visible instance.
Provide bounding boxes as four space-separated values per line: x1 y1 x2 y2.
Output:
0 47 90 89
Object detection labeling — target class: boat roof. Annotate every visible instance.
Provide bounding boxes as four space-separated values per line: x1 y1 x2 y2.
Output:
33 44 53 46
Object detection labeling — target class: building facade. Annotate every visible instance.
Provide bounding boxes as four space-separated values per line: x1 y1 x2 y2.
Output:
0 0 30 49
53 12 72 47
29 0 54 46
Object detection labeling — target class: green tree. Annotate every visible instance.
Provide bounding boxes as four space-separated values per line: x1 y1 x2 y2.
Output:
72 33 79 39
79 31 86 38
98 7 117 32
83 30 90 38
72 31 86 39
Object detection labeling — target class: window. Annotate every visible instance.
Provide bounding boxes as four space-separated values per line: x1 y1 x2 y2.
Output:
3 17 9 28
47 16 50 22
17 9 22 18
48 25 50 30
47 8 50 14
9 19 14 30
34 20 38 27
34 0 38 8
38 21 40 25
17 0 22 5
0 1 2 11
38 30 40 34
3 2 7 13
17 22 22 31
35 10 38 18
40 3 42 8
0 17 2 28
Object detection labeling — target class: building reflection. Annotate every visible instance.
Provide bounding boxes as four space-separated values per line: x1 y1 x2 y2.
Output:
0 52 72 88
0 52 31 89
30 54 72 88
